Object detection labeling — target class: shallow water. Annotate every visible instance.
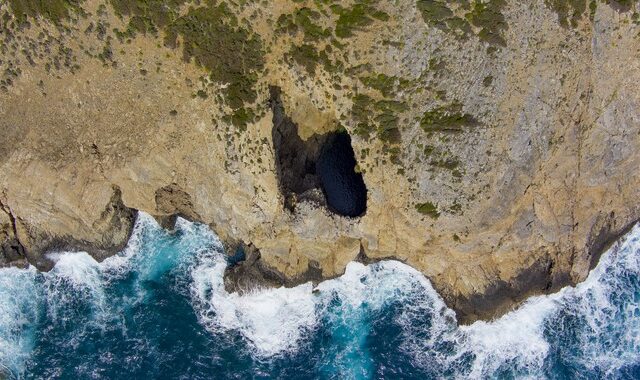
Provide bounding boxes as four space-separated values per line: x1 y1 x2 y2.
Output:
0 213 638 379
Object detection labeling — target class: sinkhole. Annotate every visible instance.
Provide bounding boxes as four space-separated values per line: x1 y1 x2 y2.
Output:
270 87 367 218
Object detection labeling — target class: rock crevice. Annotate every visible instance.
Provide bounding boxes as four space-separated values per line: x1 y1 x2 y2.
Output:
0 197 26 267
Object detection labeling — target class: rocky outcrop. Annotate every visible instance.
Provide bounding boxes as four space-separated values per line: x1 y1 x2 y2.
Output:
1 0 639 323
0 197 27 268
0 185 135 270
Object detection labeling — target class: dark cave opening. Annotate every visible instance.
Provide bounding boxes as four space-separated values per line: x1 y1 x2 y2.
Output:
316 132 367 217
270 87 367 218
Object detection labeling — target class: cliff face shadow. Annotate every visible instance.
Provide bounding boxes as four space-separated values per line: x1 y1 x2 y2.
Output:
270 87 367 218
316 133 367 217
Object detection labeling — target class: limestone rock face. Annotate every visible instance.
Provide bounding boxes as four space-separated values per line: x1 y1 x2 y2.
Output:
0 0 639 323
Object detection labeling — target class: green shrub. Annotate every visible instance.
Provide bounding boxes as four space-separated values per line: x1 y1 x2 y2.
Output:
333 2 389 38
416 202 440 218
420 102 476 132
7 0 83 24
165 1 265 110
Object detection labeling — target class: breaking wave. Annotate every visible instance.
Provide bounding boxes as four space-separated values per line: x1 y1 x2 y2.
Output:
0 213 638 379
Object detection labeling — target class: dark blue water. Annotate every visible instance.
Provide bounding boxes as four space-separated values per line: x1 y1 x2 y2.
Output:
0 213 638 379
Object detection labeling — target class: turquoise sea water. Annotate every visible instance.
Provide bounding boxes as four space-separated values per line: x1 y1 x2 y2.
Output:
0 213 638 379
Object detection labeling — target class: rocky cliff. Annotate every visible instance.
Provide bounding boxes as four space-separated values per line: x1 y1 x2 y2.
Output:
1 0 639 323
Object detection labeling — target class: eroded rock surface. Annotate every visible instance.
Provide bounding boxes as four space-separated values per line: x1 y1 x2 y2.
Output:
1 0 639 323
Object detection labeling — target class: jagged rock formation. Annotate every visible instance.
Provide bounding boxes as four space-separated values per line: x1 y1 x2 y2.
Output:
0 0 639 323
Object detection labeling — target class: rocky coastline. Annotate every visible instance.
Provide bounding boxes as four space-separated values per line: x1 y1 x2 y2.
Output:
1 0 640 324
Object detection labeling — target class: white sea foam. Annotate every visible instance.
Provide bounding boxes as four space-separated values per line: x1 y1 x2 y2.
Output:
557 230 640 375
0 267 39 379
187 223 637 377
460 295 557 378
315 260 436 309
0 212 167 377
0 211 637 378
45 251 110 324
191 252 317 357
190 256 456 368
315 261 457 379
0 211 171 372
101 211 159 277
39 212 163 323
44 211 159 282
454 225 640 378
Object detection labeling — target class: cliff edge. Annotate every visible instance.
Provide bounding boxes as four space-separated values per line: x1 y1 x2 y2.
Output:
1 0 639 323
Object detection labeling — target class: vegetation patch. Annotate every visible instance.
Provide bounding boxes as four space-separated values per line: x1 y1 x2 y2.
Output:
544 0 587 27
112 1 266 125
351 94 377 139
416 0 454 23
416 0 507 45
589 0 597 20
222 107 257 131
430 157 460 170
416 0 472 37
287 43 322 75
420 102 477 132
544 0 634 28
276 7 331 41
6 0 83 24
374 100 407 144
332 1 389 38
445 16 473 36
465 0 507 46
110 0 185 32
611 0 635 10
416 201 440 218
165 2 265 111
351 94 408 144
359 73 410 97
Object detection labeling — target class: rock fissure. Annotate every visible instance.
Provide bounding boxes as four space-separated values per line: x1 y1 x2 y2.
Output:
0 199 19 242
0 197 27 266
